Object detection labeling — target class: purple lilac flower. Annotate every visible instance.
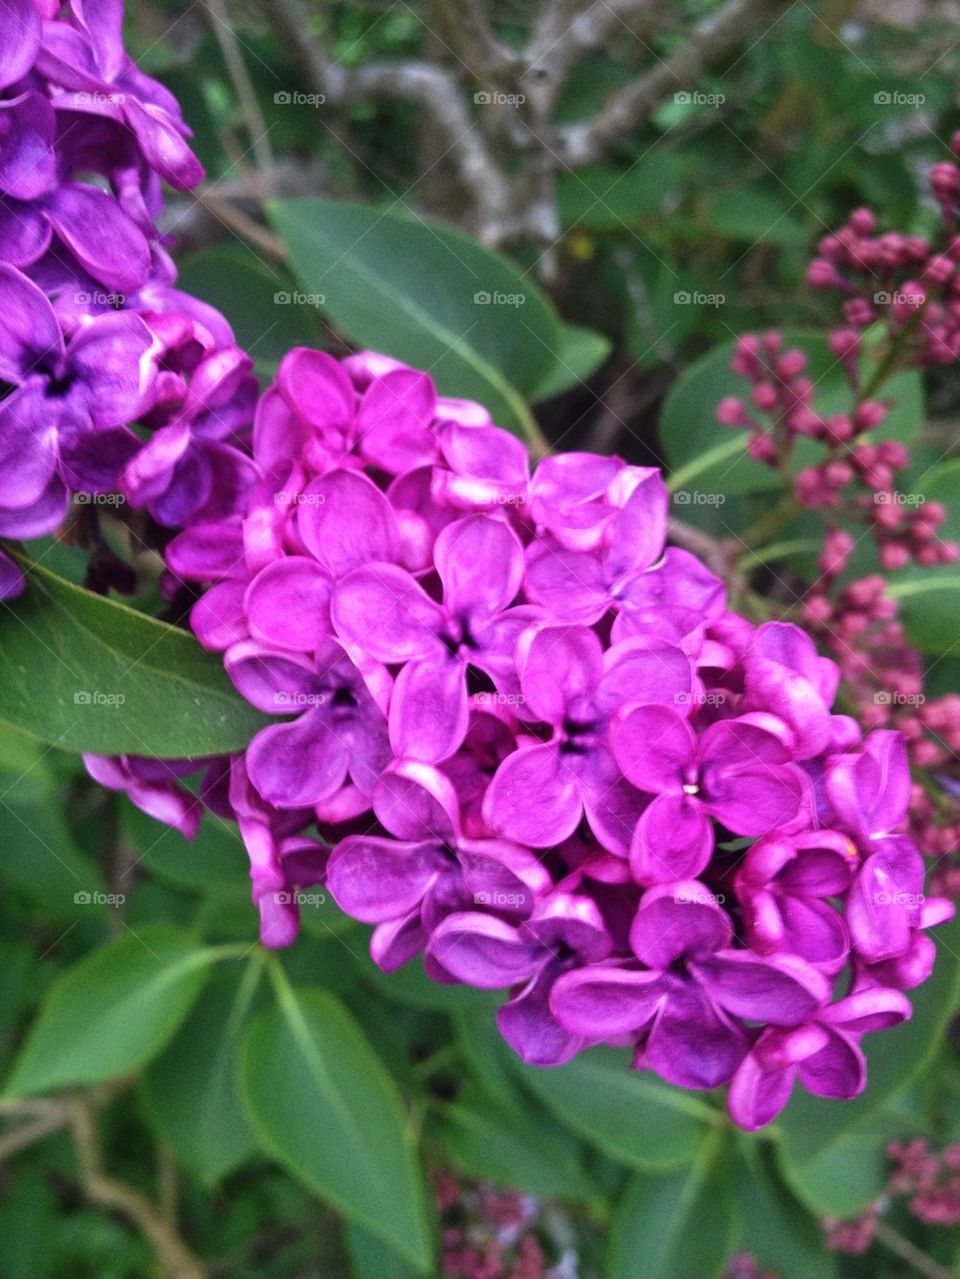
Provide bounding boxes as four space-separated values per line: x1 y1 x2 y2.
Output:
551 883 829 1090
146 340 952 1128
14 0 945 1123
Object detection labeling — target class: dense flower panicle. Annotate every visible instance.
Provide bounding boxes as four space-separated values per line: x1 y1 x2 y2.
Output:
0 0 253 596
141 342 952 1129
1 0 952 1128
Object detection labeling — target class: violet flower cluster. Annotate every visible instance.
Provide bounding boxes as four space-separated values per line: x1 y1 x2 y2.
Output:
0 0 257 597
142 344 953 1129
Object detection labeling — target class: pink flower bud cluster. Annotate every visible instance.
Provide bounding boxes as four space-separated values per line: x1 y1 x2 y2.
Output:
718 333 959 572
806 139 960 365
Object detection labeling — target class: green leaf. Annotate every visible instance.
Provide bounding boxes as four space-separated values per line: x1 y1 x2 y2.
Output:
140 965 259 1186
777 911 960 1216
532 324 611 400
5 926 214 1097
0 794 107 916
886 567 960 657
509 1046 712 1171
437 1096 595 1201
123 802 249 894
660 331 923 499
707 189 807 247
609 1131 737 1279
738 1143 837 1279
556 155 680 231
268 198 560 440
344 1223 421 1279
238 981 434 1272
176 245 322 378
0 559 268 756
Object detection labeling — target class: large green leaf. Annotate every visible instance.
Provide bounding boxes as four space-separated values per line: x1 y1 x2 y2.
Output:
776 911 960 1215
738 1143 837 1279
0 794 107 916
609 1130 738 1279
344 1224 420 1279
509 1046 712 1171
660 331 923 499
885 457 960 656
436 1096 595 1201
268 198 561 438
886 567 960 657
176 245 322 378
532 323 611 400
0 559 267 756
238 983 434 1272
140 966 259 1186
123 802 249 895
5 926 214 1097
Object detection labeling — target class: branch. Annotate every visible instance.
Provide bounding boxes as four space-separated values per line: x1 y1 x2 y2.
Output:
204 0 275 195
68 1098 207 1279
265 0 513 235
429 0 518 80
555 0 786 164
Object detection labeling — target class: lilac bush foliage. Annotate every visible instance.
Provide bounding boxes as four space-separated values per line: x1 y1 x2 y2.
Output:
0 0 255 596
1 0 952 1133
135 345 952 1129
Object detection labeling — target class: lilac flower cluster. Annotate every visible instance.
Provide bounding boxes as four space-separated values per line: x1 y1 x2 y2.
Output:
150 345 952 1128
0 0 256 597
